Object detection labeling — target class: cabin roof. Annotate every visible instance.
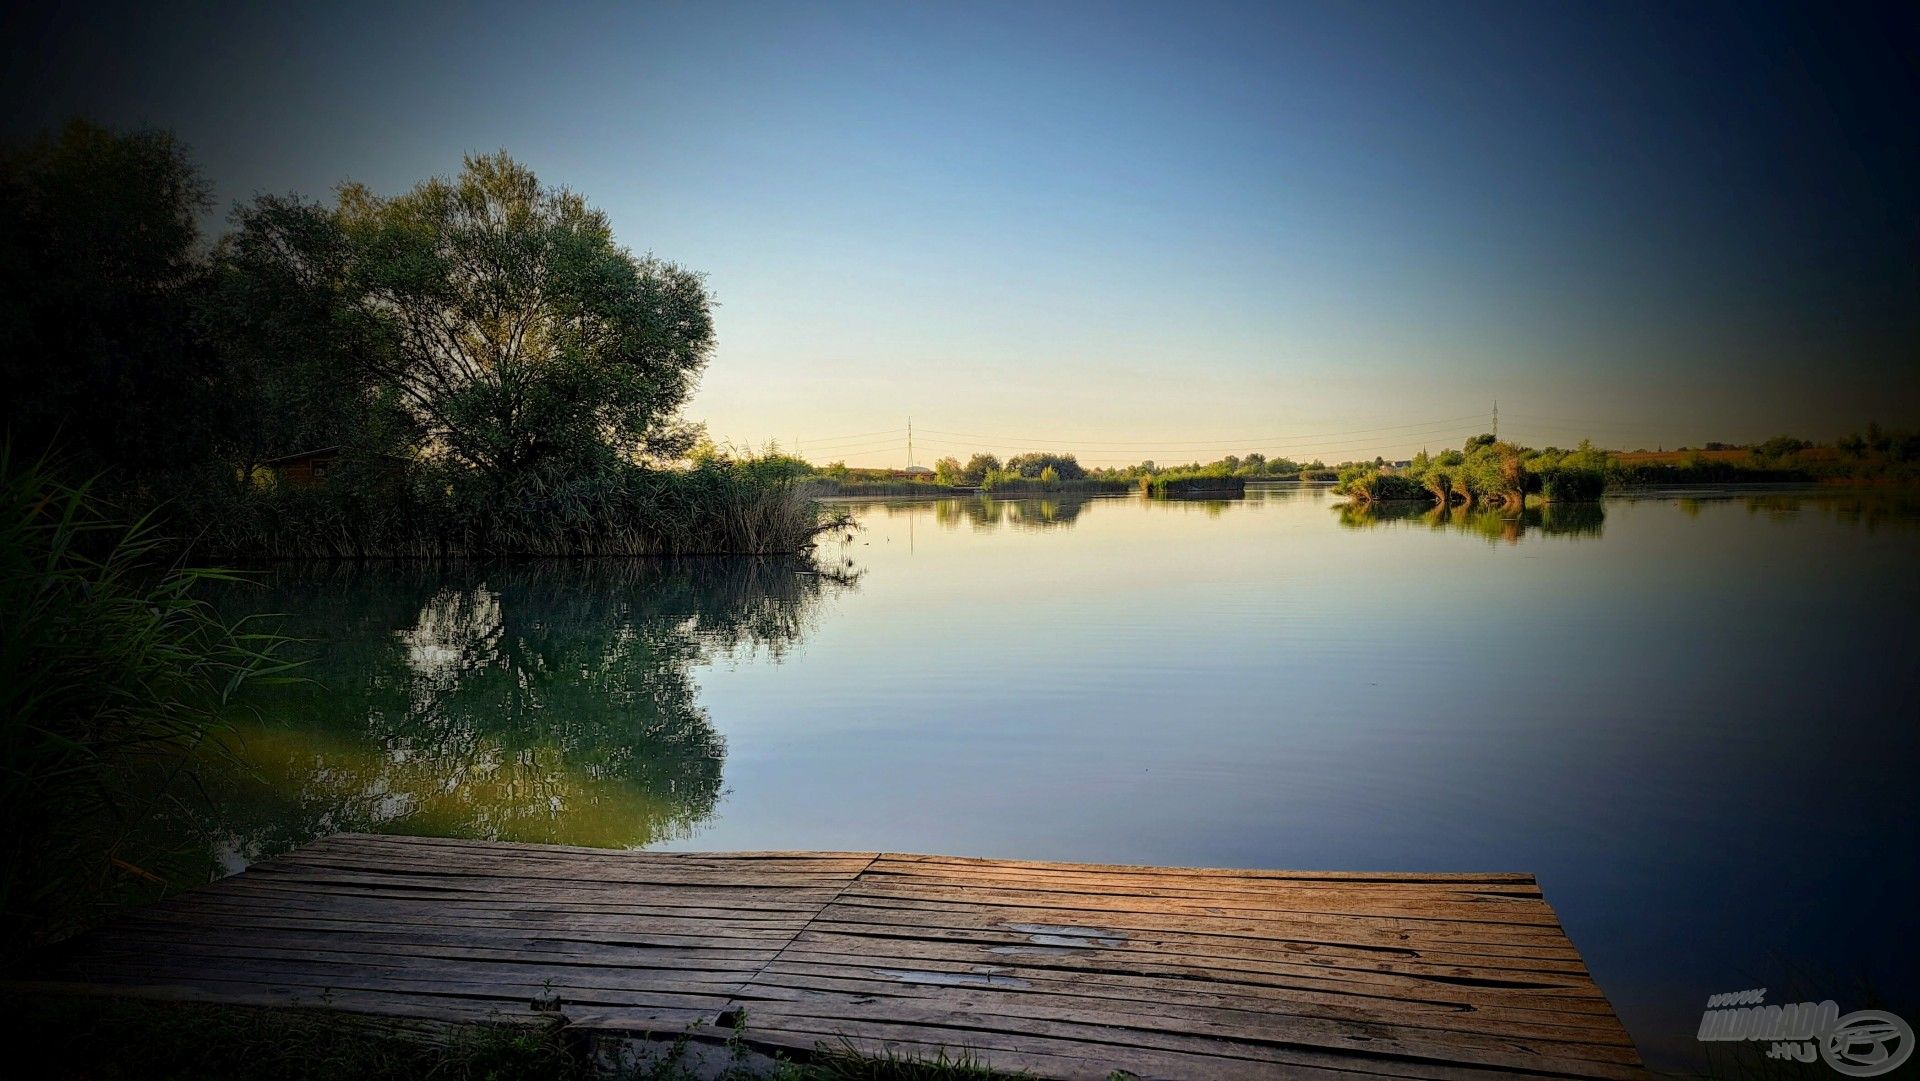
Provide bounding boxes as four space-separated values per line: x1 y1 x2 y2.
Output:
261 446 342 466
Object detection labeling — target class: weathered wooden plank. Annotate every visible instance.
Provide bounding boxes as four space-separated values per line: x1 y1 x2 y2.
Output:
732 987 1645 1077
55 944 755 992
789 922 1602 986
83 926 782 974
797 919 1591 972
205 879 833 920
740 963 1638 1056
815 895 1580 948
117 909 795 953
838 880 1565 925
318 833 877 865
741 958 1626 1036
585 1011 1245 1081
265 851 872 887
710 1024 1390 1080
802 910 1583 966
767 938 1612 1006
732 1008 1616 1081
875 852 1539 881
49 952 751 1006
189 880 824 922
862 860 1549 897
241 864 862 898
775 933 1625 1025
6 976 569 1026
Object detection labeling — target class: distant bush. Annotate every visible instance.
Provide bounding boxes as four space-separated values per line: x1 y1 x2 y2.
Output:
982 472 1126 495
1143 467 1246 497
1004 452 1086 481
1753 435 1811 461
1337 470 1425 503
1536 464 1605 503
802 477 956 497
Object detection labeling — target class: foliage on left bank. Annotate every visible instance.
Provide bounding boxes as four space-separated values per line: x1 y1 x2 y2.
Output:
0 447 297 960
0 120 829 558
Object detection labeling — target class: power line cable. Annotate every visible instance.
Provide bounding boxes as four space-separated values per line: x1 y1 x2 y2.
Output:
912 413 1490 450
909 424 1484 458
911 424 1474 451
789 426 906 443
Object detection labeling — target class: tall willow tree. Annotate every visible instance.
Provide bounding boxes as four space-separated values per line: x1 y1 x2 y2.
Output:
334 154 715 489
219 153 715 500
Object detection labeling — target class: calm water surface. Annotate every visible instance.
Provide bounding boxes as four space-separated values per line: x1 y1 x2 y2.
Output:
207 486 1919 1068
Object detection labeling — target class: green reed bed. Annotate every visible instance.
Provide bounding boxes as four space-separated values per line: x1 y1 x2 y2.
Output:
980 475 1128 495
802 478 962 497
1336 436 1609 509
1141 468 1246 497
0 448 295 962
190 459 838 559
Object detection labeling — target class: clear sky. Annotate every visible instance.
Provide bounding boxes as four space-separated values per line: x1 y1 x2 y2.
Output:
7 1 1915 465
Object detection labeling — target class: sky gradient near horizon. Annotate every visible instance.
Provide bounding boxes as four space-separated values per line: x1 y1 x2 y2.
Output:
6 1 1916 465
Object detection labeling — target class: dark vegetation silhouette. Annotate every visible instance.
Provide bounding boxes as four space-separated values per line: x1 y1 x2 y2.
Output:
0 120 841 961
2 121 828 558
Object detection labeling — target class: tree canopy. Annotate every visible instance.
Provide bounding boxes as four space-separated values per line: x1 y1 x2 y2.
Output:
223 153 716 492
1005 452 1085 480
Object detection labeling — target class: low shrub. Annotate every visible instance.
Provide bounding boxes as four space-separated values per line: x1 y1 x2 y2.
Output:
1536 465 1606 503
1336 470 1425 503
1143 468 1247 497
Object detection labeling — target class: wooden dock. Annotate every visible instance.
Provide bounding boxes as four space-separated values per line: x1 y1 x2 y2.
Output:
18 834 1643 1079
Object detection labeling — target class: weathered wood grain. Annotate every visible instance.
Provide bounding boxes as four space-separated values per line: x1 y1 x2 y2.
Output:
13 834 1643 1079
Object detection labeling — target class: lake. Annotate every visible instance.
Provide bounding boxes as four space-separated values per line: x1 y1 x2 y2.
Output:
188 485 1917 1070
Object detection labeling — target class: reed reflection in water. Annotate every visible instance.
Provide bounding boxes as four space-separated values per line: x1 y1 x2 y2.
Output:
1337 499 1606 543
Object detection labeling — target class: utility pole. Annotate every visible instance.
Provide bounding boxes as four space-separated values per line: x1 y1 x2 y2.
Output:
907 416 914 469
1492 401 1499 441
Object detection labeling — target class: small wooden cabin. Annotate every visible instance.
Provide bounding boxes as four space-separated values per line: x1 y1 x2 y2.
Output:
261 446 341 488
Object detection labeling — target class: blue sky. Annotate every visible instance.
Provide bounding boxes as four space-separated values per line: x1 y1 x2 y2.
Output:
8 1 1915 464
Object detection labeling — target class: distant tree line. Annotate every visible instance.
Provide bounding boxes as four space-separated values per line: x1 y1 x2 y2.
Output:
1334 427 1920 507
796 424 1919 503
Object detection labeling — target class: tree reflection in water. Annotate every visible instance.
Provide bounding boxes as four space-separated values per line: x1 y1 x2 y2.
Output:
1746 490 1920 533
925 495 1102 532
1335 500 1606 543
197 558 851 869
